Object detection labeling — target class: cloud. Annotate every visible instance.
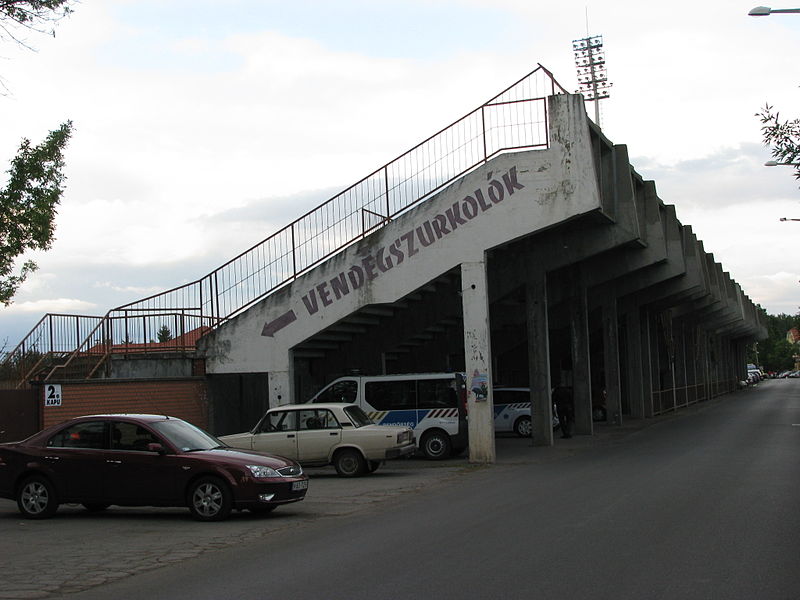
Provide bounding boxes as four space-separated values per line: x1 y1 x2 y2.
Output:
632 143 800 210
742 272 800 315
3 298 98 314
93 282 165 295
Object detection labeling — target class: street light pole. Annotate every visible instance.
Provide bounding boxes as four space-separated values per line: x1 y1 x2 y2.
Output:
749 6 800 15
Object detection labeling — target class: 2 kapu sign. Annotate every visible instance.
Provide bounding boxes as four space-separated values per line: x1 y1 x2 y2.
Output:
45 384 63 407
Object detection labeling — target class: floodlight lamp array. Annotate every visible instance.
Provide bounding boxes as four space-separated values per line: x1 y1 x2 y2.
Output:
581 89 611 101
571 34 612 103
572 35 603 51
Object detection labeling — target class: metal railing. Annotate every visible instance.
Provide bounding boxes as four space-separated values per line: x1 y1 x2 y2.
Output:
0 313 103 388
652 383 707 416
3 65 567 386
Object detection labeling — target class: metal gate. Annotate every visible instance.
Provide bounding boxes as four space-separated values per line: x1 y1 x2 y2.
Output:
0 388 40 442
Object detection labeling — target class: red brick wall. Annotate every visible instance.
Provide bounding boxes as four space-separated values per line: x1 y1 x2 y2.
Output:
42 379 208 430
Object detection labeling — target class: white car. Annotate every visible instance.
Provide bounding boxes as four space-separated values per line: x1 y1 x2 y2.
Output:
219 403 415 477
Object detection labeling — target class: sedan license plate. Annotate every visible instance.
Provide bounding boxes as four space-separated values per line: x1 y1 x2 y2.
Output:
292 480 309 491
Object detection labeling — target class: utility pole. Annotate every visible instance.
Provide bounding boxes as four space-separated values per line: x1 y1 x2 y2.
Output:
572 35 612 126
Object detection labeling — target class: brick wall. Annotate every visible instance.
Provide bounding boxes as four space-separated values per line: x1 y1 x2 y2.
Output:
42 379 209 430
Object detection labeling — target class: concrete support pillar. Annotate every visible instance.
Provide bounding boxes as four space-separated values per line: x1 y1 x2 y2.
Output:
692 326 700 400
641 310 654 418
649 311 661 414
675 321 687 407
699 331 710 401
625 309 644 419
601 287 622 425
724 340 734 392
526 267 553 447
461 260 495 464
569 270 592 435
268 353 294 407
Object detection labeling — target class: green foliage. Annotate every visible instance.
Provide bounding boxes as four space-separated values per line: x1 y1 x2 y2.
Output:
752 311 800 371
0 120 73 305
0 1 73 46
757 104 800 181
157 325 173 343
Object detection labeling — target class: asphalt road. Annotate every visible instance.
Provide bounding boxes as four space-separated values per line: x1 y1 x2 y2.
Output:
3 380 798 599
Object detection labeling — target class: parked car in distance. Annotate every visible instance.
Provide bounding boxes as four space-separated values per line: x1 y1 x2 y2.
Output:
746 369 762 384
0 414 308 521
492 388 560 437
219 403 415 477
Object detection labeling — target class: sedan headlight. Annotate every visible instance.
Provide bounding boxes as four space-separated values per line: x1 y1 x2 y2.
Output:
246 464 282 478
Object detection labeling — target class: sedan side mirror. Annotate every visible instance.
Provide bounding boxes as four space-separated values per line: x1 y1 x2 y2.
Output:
147 442 166 455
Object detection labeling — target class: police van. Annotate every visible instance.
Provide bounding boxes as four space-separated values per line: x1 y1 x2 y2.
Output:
493 387 560 437
307 373 467 460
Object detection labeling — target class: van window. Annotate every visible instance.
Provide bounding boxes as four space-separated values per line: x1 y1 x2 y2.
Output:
316 380 358 403
493 389 524 405
418 379 457 409
365 380 416 411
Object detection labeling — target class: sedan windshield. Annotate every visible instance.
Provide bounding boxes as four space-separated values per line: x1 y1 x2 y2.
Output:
343 405 374 428
152 419 224 452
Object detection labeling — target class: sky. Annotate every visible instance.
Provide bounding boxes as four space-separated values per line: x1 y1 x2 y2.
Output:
1 0 799 349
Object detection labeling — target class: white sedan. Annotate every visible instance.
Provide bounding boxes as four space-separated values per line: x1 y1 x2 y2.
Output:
219 403 415 477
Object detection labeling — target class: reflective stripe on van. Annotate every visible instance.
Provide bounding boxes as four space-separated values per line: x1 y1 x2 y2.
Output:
493 402 530 417
421 408 459 419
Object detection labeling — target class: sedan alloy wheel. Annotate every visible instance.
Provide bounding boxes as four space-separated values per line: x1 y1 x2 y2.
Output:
17 476 58 519
188 477 232 521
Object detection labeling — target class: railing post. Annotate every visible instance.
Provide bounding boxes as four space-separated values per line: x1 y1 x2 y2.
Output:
213 272 221 323
384 167 390 219
180 312 186 349
199 279 205 322
124 311 130 352
291 223 297 279
544 100 550 148
481 105 488 162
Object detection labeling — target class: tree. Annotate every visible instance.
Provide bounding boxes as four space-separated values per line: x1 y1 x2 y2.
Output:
757 104 800 181
157 325 174 343
0 1 73 49
0 120 73 305
1 1 75 305
749 311 800 371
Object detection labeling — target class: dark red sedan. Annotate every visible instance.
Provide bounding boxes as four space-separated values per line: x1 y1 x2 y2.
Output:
0 414 309 521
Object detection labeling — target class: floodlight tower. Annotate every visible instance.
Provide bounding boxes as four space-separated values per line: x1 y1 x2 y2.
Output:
573 35 612 126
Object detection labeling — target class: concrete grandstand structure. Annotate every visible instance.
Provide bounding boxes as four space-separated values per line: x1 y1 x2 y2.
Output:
1 66 766 460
